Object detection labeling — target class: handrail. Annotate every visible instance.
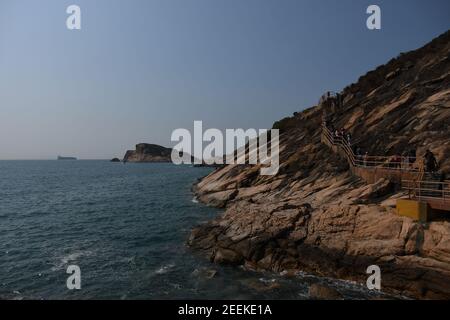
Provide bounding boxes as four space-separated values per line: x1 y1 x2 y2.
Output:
319 91 340 105
402 180 450 203
322 123 420 171
322 122 448 205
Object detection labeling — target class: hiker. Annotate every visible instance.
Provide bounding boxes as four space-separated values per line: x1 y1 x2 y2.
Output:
334 129 340 138
355 147 363 165
408 148 416 165
330 124 335 133
363 152 369 167
401 151 408 168
346 133 352 145
390 154 401 168
424 149 439 173
438 172 446 192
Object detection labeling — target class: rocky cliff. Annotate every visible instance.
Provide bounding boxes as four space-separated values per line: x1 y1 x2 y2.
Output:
188 31 450 299
123 143 172 162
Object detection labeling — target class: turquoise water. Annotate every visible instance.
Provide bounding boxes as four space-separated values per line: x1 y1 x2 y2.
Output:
0 161 385 300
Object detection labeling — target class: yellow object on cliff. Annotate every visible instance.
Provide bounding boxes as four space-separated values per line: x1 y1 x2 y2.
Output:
396 199 428 222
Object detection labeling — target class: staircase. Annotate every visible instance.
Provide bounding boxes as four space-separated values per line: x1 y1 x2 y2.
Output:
321 122 450 212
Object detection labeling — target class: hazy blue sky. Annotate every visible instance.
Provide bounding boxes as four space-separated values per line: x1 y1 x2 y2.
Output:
0 0 449 159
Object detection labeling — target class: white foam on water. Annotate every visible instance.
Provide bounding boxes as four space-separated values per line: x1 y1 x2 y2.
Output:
51 250 94 271
154 263 175 275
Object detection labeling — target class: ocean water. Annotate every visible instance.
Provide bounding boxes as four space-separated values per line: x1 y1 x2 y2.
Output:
0 161 388 300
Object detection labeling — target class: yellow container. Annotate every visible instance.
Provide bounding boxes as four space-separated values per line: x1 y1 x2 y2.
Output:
396 199 428 222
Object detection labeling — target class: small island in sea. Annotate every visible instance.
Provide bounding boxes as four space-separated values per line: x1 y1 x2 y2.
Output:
123 143 207 165
123 143 172 163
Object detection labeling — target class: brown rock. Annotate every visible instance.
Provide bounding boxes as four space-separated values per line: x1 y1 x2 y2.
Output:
213 248 243 265
308 283 343 300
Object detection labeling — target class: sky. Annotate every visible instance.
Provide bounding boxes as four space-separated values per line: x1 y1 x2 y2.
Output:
0 0 449 159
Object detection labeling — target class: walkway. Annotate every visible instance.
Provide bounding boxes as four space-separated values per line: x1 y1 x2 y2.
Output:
321 122 450 211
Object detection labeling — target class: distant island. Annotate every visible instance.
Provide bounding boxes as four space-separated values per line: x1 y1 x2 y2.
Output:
122 143 210 165
123 143 172 163
57 156 77 160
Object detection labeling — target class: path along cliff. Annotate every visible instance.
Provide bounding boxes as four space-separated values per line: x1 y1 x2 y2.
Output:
188 31 450 299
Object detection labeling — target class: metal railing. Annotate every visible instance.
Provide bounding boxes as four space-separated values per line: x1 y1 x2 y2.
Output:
322 123 420 172
319 91 340 105
402 180 450 203
322 122 449 207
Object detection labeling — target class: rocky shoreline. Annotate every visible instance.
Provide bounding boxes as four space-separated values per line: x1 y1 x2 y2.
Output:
187 31 450 299
188 170 450 299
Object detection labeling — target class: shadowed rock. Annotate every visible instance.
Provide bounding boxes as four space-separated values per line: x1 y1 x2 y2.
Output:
309 283 343 300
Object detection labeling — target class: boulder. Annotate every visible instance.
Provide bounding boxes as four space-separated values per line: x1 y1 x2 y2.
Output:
308 283 343 300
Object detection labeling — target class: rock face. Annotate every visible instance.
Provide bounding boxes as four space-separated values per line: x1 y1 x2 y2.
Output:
308 283 343 300
123 143 172 162
188 31 450 299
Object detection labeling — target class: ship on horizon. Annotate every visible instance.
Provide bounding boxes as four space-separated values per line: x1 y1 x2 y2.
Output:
57 155 77 160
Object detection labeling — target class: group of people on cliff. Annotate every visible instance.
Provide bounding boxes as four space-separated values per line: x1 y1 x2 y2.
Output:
334 128 352 145
324 120 441 174
388 149 439 173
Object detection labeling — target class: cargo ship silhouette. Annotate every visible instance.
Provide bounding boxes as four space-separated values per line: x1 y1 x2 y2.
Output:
57 155 77 160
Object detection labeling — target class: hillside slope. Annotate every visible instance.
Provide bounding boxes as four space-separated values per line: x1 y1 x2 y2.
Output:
188 31 450 299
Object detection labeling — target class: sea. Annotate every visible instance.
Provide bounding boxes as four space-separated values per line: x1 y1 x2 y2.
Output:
0 160 392 300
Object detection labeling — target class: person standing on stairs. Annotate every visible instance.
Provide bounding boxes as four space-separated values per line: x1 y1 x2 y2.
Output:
424 149 439 173
408 148 416 165
355 147 363 165
363 152 369 167
391 154 401 168
438 172 446 192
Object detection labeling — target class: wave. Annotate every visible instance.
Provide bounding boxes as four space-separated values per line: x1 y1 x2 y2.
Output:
154 263 175 275
51 250 94 271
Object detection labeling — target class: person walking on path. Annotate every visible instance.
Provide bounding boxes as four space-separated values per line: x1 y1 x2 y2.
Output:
346 133 352 145
424 149 439 173
363 152 369 167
